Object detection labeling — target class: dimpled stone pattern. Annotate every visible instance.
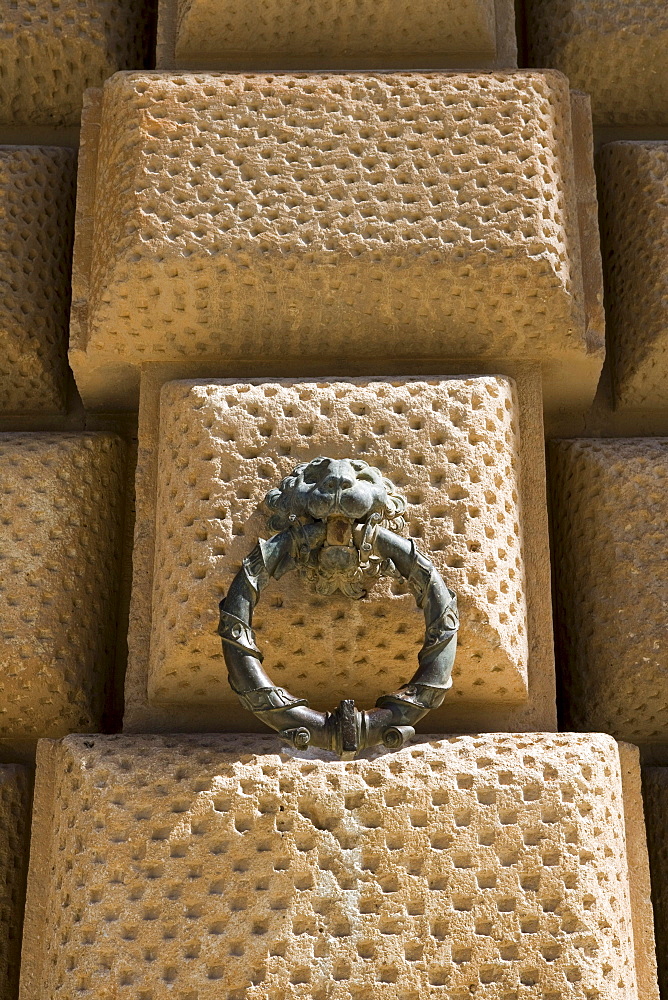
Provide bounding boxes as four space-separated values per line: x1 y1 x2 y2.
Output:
149 378 528 713
0 0 157 126
71 71 585 409
0 147 75 414
643 768 668 997
0 766 30 1000
550 438 668 744
166 0 502 67
23 732 642 999
597 143 668 408
526 0 668 125
0 433 126 739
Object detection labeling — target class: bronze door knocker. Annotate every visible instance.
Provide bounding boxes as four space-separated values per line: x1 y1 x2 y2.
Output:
218 457 458 759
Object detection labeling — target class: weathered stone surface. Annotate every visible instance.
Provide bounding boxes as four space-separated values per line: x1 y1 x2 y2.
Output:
0 765 30 1000
156 0 516 70
70 71 604 414
0 433 126 743
0 146 76 415
125 371 556 734
526 0 668 126
549 438 668 744
597 142 668 409
643 767 668 998
0 0 156 127
20 732 656 1000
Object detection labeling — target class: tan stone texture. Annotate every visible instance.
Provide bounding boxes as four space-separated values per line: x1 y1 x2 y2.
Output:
0 765 30 1000
597 142 668 409
618 745 660 1000
20 732 654 1000
0 433 127 743
525 0 668 126
0 0 157 127
156 0 517 70
0 146 76 415
70 71 604 414
125 370 556 734
549 438 668 745
642 767 668 997
155 377 527 703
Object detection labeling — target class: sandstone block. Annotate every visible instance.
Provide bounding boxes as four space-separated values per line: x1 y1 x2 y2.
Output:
125 372 556 735
0 766 30 1000
70 71 604 415
0 433 127 744
643 768 668 997
549 438 668 745
597 142 668 409
20 732 656 1000
526 0 668 126
0 0 156 127
0 146 76 415
156 0 516 70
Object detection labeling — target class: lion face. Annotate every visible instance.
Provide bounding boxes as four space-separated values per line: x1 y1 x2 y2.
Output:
265 457 406 531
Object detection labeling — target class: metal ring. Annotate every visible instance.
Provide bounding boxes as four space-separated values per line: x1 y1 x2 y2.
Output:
218 519 458 759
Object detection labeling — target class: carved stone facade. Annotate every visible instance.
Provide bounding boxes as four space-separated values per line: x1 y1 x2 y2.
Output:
69 71 603 415
0 434 127 750
0 0 667 996
0 147 76 414
20 734 657 1000
125 374 556 735
156 0 517 70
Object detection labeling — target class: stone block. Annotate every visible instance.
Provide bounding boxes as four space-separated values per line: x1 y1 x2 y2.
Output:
643 768 668 997
549 438 668 745
0 146 76 415
0 765 30 1000
526 0 668 126
19 732 658 1000
0 433 127 745
0 0 157 127
597 142 668 409
125 371 556 734
70 71 604 416
156 0 516 70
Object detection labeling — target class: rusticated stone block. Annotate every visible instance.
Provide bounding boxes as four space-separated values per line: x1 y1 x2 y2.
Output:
550 438 668 744
643 768 668 997
125 372 556 734
526 0 668 126
0 147 76 415
156 0 516 70
597 142 668 409
70 71 604 415
0 0 156 126
0 766 30 1000
19 733 657 1000
0 434 126 744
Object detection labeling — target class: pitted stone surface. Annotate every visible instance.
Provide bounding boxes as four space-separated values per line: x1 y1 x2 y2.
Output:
0 147 76 414
550 438 668 744
643 768 668 997
597 143 668 409
0 433 126 740
157 0 516 70
70 71 593 411
0 0 157 126
20 733 646 1000
526 0 668 126
148 378 528 715
0 765 30 1000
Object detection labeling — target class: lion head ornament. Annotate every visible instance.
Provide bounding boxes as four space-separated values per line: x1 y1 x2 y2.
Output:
264 456 407 532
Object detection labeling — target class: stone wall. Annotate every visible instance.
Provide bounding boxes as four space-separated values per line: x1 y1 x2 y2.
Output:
0 0 665 997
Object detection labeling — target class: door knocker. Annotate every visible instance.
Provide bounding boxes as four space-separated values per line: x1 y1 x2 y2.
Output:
218 457 458 759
